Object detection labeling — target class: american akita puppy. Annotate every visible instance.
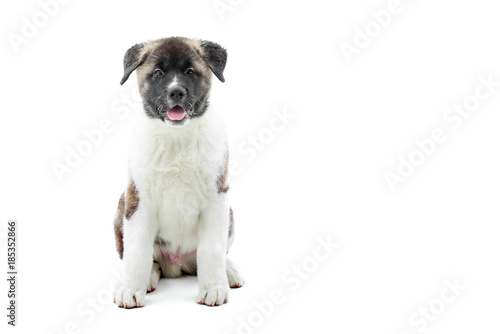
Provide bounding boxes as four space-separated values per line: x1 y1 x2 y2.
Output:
113 37 243 308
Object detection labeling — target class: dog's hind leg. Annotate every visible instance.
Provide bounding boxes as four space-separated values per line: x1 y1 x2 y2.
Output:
226 259 244 288
148 261 161 293
226 208 244 288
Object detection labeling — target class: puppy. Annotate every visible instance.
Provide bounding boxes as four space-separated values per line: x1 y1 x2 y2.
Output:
113 37 243 308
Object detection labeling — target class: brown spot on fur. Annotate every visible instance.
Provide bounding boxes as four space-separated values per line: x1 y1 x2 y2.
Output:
114 181 140 259
114 193 125 259
144 38 211 76
125 180 140 219
217 150 229 193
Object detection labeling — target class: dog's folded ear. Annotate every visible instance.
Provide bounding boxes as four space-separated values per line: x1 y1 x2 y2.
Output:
120 42 147 85
199 40 227 83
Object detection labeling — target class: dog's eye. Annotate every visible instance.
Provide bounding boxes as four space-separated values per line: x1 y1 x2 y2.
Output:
185 68 195 76
153 69 164 77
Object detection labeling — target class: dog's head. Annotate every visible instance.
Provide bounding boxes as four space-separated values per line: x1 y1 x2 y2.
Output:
120 37 227 127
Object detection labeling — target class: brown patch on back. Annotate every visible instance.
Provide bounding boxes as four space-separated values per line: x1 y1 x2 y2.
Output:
114 193 125 259
217 150 230 193
125 180 140 219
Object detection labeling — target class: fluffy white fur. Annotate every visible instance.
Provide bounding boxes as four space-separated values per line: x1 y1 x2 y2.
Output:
114 109 243 308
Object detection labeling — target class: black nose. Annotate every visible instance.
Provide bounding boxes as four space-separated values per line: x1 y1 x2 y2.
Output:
168 88 186 103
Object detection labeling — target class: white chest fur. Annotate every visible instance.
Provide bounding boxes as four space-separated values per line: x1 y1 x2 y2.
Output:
128 110 227 253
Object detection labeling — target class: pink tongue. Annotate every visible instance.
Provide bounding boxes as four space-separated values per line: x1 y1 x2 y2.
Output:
167 106 186 121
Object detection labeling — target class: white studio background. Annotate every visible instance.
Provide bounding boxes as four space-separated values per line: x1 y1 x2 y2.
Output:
1 0 500 333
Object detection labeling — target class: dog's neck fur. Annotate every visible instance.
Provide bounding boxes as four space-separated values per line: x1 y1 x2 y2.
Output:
130 105 226 178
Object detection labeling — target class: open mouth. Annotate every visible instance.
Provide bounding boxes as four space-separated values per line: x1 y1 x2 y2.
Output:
166 106 187 121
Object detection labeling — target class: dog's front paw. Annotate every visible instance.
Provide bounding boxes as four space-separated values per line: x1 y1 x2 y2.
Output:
196 284 229 306
114 284 146 309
